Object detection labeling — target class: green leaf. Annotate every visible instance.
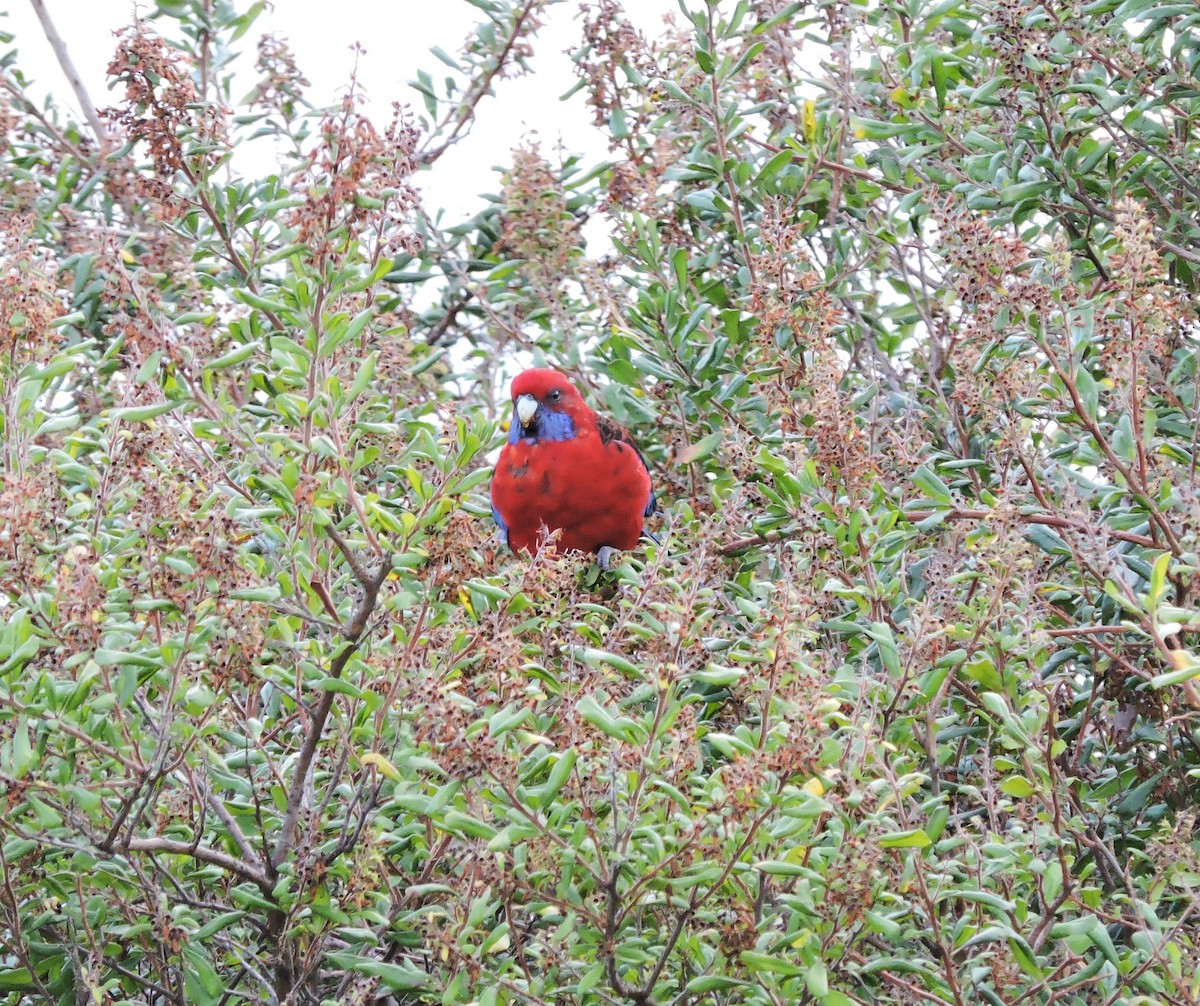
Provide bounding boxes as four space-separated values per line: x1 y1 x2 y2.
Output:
108 400 186 423
574 647 642 677
753 148 794 188
999 775 1036 797
234 287 290 315
878 829 932 848
911 464 952 503
1074 365 1099 419
1150 655 1200 689
576 694 640 741
538 748 576 808
206 342 257 370
325 952 428 990
806 960 828 997
687 975 748 993
1147 550 1170 606
675 431 723 464
193 911 248 940
931 54 948 111
739 951 807 976
0 969 34 992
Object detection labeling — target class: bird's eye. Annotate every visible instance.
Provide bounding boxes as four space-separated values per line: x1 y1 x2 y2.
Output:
548 389 562 402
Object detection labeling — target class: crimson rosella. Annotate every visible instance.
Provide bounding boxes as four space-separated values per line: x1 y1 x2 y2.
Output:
490 368 656 569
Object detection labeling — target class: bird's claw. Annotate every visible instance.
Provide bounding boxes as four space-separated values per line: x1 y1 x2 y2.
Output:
597 546 620 572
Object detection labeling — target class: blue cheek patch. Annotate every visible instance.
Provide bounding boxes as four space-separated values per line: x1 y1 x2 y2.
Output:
508 405 576 444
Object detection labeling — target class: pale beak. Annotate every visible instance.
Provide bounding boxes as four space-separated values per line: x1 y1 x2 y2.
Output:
516 394 538 427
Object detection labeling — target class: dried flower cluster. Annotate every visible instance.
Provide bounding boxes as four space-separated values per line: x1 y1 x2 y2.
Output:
2 1 1199 1003
289 86 421 265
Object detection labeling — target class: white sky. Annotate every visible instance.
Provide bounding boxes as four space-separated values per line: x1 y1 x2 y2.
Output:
2 0 678 217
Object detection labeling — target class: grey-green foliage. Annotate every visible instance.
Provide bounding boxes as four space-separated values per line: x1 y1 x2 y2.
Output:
0 0 1198 1004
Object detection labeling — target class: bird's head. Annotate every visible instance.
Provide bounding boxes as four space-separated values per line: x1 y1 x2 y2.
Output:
507 369 587 444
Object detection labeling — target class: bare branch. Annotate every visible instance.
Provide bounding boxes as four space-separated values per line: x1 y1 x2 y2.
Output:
27 0 108 145
117 836 274 892
415 0 544 166
721 508 1159 555
271 558 391 868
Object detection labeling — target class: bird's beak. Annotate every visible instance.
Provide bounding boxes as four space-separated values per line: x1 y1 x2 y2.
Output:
515 394 538 427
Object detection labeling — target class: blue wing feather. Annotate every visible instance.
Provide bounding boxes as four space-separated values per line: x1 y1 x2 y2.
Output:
490 500 509 546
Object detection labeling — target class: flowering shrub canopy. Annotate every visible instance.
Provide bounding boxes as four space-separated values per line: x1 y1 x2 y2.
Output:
1 1 1199 1004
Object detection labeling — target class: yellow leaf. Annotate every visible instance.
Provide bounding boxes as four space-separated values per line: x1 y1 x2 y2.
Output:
360 752 401 781
458 587 475 619
1168 649 1199 671
802 99 817 142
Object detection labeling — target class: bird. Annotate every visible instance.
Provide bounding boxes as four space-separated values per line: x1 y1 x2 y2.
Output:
490 368 656 569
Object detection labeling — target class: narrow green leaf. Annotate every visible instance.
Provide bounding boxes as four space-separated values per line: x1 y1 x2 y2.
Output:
878 829 932 848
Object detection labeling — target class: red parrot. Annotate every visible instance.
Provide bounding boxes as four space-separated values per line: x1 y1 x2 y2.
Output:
490 368 656 568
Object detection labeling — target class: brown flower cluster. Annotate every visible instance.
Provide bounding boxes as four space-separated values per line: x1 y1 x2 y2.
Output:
0 94 16 146
497 143 577 312
106 425 267 616
748 199 825 361
990 0 1075 91
0 468 65 617
250 34 310 120
577 0 659 138
0 217 64 366
288 86 421 267
575 0 688 214
1102 196 1177 376
104 23 226 182
934 203 1045 424
742 0 808 131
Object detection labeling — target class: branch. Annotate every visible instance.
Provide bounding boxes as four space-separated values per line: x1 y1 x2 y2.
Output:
0 842 59 1004
602 865 638 1000
199 777 265 879
325 523 373 587
117 836 273 892
720 508 1159 554
425 290 475 345
415 0 543 166
271 555 391 868
0 74 92 163
27 0 108 145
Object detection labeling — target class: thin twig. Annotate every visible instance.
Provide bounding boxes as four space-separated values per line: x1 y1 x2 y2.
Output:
425 290 475 345
28 0 108 145
721 507 1159 554
116 836 273 892
271 559 391 867
415 0 543 165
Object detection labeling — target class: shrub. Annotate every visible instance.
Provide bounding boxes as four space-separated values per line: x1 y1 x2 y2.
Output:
1 0 1198 1003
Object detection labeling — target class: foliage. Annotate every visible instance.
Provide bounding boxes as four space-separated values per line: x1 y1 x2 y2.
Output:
2 0 1200 1003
